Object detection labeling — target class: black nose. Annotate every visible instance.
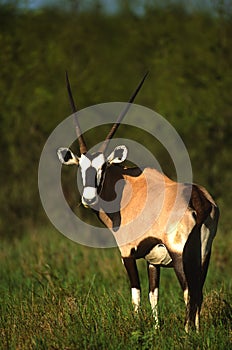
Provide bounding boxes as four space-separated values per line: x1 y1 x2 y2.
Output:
83 196 98 206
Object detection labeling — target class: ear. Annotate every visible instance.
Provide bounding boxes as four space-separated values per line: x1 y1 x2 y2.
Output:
107 145 128 164
57 147 79 165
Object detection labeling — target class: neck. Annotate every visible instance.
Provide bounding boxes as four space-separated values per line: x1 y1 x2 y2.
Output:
96 165 143 231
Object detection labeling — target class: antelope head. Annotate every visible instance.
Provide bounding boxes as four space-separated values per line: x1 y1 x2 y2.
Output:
57 72 148 208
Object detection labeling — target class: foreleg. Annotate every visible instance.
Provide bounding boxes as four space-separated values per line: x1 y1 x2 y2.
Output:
147 263 160 328
122 257 141 312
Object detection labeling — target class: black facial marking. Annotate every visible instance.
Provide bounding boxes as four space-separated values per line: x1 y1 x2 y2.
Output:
85 152 102 161
114 148 124 160
62 149 72 162
85 167 97 187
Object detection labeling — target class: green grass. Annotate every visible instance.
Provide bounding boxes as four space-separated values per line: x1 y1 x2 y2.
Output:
0 227 231 349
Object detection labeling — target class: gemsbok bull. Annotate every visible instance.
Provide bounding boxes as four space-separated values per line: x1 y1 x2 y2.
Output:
57 72 219 332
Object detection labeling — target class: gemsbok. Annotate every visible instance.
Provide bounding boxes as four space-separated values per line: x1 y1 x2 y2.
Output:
57 72 219 332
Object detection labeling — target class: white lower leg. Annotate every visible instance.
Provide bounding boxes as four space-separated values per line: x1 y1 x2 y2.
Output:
195 309 200 332
149 288 159 328
184 289 200 333
184 289 189 305
131 288 140 312
185 307 200 333
184 289 189 333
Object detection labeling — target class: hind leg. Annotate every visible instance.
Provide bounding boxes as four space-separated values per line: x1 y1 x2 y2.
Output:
183 225 203 332
201 250 211 286
171 253 190 330
185 284 202 332
171 248 202 332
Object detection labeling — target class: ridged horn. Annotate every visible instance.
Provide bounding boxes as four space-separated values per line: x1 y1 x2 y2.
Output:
65 71 87 154
99 71 149 154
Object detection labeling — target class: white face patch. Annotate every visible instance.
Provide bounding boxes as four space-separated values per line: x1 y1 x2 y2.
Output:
79 153 106 204
79 155 91 186
91 153 105 169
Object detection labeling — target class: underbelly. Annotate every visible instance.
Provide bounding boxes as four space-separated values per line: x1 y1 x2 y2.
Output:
144 243 173 267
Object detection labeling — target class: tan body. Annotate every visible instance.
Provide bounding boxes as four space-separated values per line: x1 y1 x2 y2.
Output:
98 165 219 331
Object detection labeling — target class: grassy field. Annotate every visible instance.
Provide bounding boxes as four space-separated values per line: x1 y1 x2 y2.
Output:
0 226 231 350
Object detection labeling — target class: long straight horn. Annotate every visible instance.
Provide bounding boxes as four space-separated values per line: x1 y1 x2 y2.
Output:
99 71 149 154
65 71 87 154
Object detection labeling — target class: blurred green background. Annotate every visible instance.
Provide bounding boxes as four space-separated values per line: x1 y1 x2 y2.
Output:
0 0 231 237
0 1 232 348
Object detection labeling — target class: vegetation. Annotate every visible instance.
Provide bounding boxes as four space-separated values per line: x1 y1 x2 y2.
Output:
0 228 231 349
0 0 231 348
